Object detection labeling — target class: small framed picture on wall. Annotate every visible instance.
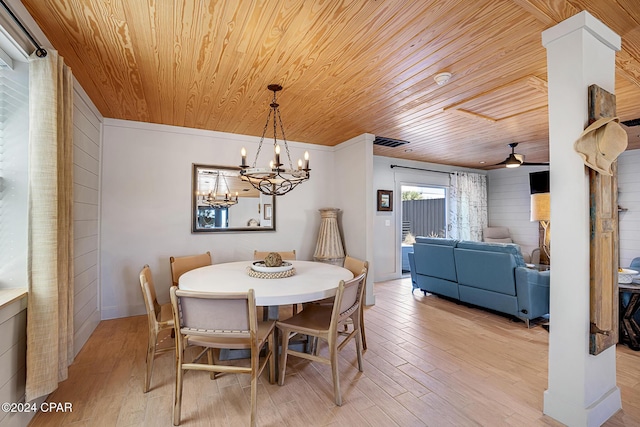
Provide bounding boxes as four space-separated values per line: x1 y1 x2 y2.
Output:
377 190 393 211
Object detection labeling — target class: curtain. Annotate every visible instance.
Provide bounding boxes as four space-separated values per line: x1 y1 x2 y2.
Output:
25 50 74 402
448 172 487 241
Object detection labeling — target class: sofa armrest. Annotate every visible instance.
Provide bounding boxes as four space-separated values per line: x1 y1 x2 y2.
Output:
515 267 550 320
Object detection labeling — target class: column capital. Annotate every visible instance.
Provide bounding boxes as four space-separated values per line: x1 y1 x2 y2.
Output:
542 11 620 51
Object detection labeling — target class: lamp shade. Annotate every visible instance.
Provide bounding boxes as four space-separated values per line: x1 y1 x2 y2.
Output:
530 192 550 222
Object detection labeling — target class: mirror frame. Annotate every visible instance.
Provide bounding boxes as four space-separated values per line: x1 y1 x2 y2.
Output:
191 164 276 233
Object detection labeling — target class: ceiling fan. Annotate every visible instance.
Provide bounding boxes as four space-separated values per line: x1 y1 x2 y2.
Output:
494 142 549 168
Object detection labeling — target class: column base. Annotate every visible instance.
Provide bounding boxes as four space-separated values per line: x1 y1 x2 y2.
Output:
544 385 621 427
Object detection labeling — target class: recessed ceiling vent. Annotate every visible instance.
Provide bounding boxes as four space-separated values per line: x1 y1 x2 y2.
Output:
373 136 410 148
621 118 640 127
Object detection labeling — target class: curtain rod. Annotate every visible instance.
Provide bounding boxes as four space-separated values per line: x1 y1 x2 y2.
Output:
0 0 47 57
390 164 450 175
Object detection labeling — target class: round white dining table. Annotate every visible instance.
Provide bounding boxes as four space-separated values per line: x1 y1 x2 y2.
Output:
178 260 354 307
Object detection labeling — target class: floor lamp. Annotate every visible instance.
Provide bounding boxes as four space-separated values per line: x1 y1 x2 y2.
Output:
530 192 551 264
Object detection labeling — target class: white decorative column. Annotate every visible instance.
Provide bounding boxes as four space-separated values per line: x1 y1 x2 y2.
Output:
542 11 621 426
313 208 346 266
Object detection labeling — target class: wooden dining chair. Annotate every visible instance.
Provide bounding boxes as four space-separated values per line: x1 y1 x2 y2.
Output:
139 265 174 392
309 256 370 350
253 249 296 261
169 251 212 286
343 256 370 350
276 271 366 406
170 287 275 427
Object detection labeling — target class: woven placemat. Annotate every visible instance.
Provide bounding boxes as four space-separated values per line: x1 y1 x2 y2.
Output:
246 266 296 279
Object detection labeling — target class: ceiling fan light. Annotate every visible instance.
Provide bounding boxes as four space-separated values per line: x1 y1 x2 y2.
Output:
504 154 522 168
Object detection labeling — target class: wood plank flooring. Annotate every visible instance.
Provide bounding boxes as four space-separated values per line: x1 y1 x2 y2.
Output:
30 277 640 426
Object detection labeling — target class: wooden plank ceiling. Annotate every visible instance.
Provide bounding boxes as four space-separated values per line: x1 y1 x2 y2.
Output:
21 0 640 170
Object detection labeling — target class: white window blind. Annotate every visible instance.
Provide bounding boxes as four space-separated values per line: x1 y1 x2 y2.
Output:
0 56 28 288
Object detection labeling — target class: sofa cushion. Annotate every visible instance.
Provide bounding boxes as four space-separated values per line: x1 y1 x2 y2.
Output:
454 241 525 296
455 241 526 267
413 238 458 282
415 237 457 246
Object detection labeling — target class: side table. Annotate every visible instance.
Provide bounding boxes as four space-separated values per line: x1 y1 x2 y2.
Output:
619 283 640 351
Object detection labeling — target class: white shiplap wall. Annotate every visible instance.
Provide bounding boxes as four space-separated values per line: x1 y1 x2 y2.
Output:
0 295 28 427
71 84 102 355
618 149 640 268
487 166 549 257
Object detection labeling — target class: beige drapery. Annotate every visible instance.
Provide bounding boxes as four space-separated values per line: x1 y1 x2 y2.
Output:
25 50 74 402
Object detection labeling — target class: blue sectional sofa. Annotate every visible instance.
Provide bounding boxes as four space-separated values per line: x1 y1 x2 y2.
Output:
410 237 550 326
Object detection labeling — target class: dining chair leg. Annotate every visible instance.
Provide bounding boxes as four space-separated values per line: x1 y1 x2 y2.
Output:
268 333 275 384
250 350 258 427
207 349 216 380
173 360 184 425
278 328 290 386
144 332 157 392
360 308 367 351
329 339 342 406
353 316 364 371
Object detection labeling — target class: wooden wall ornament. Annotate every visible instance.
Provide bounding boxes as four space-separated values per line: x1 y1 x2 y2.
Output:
587 84 619 355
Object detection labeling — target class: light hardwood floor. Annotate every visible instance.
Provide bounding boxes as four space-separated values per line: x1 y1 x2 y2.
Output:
30 278 640 426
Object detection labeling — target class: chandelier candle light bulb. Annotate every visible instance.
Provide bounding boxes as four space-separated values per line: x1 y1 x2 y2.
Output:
275 144 281 166
241 147 247 167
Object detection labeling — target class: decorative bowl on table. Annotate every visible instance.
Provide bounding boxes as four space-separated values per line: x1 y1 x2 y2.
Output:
618 269 638 284
251 261 293 273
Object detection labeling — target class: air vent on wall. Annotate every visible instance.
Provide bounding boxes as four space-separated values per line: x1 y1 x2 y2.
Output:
373 136 410 148
621 118 640 127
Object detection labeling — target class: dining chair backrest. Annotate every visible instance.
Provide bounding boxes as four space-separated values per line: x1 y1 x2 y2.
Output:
344 255 368 284
171 288 256 342
253 250 296 260
140 265 162 322
170 251 212 286
333 271 366 325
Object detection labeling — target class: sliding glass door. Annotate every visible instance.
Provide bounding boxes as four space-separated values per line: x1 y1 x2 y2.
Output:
400 185 446 273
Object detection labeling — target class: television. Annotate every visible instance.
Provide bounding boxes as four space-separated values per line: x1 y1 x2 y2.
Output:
529 170 549 194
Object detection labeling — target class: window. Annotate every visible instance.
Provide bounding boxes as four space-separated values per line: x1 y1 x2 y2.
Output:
0 52 29 288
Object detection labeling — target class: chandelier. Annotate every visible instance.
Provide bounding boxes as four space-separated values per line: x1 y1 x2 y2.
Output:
199 171 238 208
240 84 310 196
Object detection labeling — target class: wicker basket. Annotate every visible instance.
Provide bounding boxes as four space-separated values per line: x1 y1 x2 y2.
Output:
618 269 638 284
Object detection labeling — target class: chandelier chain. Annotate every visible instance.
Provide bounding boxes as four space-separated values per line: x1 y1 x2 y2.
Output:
275 108 294 168
253 108 272 167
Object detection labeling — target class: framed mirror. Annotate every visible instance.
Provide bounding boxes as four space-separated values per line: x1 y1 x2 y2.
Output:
192 164 276 232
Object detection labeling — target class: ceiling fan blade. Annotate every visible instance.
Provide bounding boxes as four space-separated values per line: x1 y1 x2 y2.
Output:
521 162 549 166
